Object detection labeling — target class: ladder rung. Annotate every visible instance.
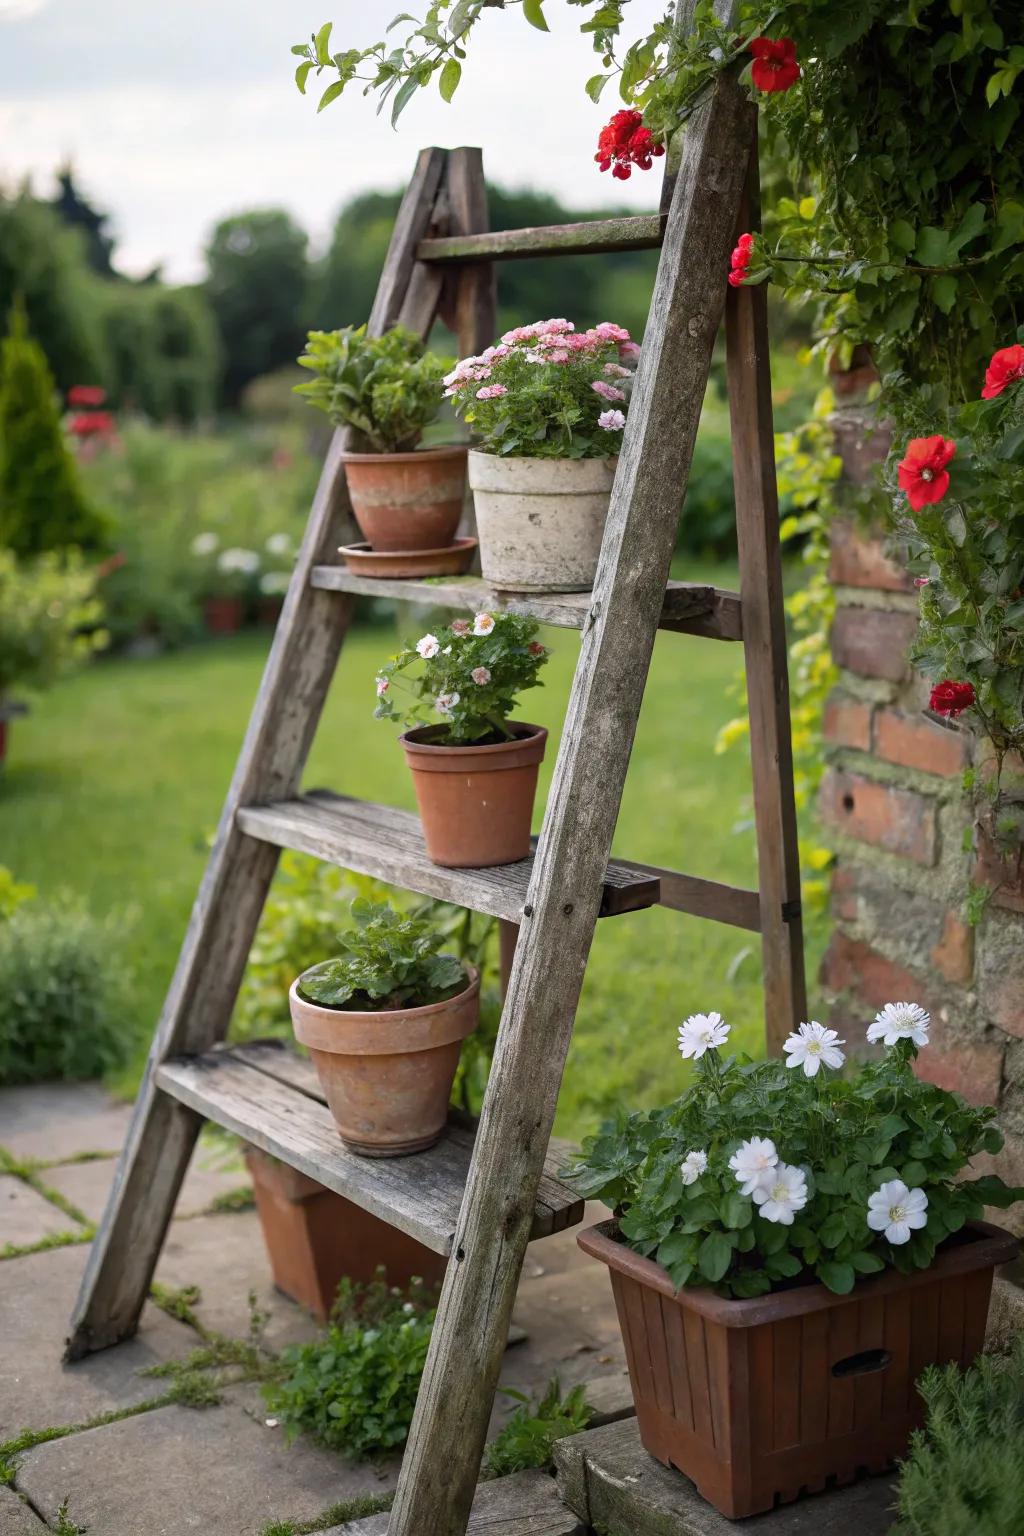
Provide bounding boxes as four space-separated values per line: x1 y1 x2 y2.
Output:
310 567 742 642
236 791 660 922
416 214 664 264
630 862 761 932
156 1041 583 1254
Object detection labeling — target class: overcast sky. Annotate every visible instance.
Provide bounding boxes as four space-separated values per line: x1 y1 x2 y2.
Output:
0 0 665 283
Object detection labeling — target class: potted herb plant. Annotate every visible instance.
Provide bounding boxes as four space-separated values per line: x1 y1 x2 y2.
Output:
296 324 465 558
445 318 637 592
375 611 550 867
566 1004 1021 1519
289 898 479 1157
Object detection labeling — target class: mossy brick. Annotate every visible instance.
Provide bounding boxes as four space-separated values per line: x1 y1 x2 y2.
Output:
820 768 937 865
823 692 872 752
831 608 919 683
829 519 913 593
874 708 970 778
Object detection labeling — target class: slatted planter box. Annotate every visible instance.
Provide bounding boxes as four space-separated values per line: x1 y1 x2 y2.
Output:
579 1219 1017 1520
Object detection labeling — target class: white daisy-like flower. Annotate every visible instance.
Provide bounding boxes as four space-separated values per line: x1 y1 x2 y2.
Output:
258 570 289 596
677 1011 730 1060
783 1020 846 1078
867 1002 931 1049
217 546 260 574
435 691 460 716
729 1136 778 1195
416 633 440 659
265 531 292 555
867 1179 928 1245
190 531 218 556
472 613 495 636
752 1162 808 1225
680 1149 708 1187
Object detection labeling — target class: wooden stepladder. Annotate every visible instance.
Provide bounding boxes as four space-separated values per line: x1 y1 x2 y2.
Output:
67 50 805 1536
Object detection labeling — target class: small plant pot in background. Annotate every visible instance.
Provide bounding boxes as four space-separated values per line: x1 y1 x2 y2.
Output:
578 1218 1018 1520
468 450 616 592
342 445 468 553
400 723 547 868
244 1146 446 1320
289 964 479 1156
203 596 245 635
257 596 284 627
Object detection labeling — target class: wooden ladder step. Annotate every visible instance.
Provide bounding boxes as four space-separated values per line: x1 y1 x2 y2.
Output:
156 1041 583 1256
327 1468 586 1535
236 791 661 922
310 568 743 643
416 213 664 263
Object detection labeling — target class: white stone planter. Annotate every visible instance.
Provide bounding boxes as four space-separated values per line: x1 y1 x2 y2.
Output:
468 451 617 592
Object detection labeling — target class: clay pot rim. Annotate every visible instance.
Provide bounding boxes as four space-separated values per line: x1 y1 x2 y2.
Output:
400 721 547 758
467 448 617 491
341 443 469 465
291 961 477 1021
578 1217 1018 1327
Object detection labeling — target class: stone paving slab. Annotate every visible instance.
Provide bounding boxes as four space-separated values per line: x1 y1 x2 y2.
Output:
0 1487 47 1536
44 1152 250 1225
329 1468 584 1535
0 1245 195 1439
0 1082 133 1163
15 1388 396 1536
0 1176 81 1248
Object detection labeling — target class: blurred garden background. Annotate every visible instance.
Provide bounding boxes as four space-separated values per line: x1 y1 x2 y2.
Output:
0 44 829 1138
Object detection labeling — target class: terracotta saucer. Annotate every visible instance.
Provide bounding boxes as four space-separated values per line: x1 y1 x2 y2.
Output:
337 537 478 579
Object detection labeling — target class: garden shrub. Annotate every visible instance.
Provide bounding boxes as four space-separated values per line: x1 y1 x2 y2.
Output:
0 894 133 1084
893 1333 1024 1536
483 1378 592 1478
0 548 106 698
263 1273 437 1457
0 303 109 557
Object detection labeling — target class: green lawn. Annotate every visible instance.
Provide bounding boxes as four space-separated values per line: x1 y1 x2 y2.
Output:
0 562 826 1140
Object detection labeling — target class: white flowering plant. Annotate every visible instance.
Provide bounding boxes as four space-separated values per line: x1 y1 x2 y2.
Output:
444 318 637 459
373 610 549 746
566 1005 1022 1299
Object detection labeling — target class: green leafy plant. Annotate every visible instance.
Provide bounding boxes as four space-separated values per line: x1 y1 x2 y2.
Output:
263 1273 437 1457
375 609 549 745
445 317 636 458
0 548 106 699
566 1004 1021 1299
0 866 35 920
0 894 133 1085
295 324 450 453
892 1333 1024 1536
297 898 467 1010
483 1377 592 1478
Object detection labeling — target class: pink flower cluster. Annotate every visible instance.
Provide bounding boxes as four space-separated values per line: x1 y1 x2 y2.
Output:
444 319 639 399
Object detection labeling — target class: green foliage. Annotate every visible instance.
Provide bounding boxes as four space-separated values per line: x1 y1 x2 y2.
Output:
264 1273 437 1457
295 325 449 453
261 1492 393 1536
204 209 310 407
0 303 109 556
0 191 107 391
297 898 467 1010
483 1377 592 1478
375 610 549 745
0 867 35 920
0 548 106 698
566 1026 1020 1299
96 280 222 424
893 1334 1024 1536
447 319 636 458
0 894 133 1085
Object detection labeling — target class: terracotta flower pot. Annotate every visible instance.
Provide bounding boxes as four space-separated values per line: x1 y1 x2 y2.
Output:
400 722 547 868
342 444 468 553
468 450 617 592
289 964 479 1157
244 1146 446 1320
579 1218 1017 1519
204 595 245 635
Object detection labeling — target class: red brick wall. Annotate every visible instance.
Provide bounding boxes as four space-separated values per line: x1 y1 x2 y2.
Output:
819 404 1024 1225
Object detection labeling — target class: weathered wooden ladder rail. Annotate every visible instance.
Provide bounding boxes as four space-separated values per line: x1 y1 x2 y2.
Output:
67 46 805 1536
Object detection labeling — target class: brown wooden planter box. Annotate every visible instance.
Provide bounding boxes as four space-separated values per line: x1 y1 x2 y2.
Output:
579 1218 1018 1519
245 1146 447 1321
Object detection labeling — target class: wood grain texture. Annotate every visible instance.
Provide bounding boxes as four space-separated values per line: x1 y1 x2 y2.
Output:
725 129 807 1048
237 790 659 919
418 214 664 263
66 147 452 1361
387 56 757 1536
310 565 739 638
155 1044 582 1253
327 1469 585 1535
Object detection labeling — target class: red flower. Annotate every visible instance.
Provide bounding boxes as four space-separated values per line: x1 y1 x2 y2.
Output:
929 680 975 718
728 232 755 288
981 344 1024 400
528 641 546 656
67 385 106 407
69 411 115 438
897 435 956 511
595 109 665 180
749 37 800 93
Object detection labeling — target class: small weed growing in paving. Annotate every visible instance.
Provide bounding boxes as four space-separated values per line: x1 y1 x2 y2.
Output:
264 1272 437 1458
143 1290 280 1404
148 1281 204 1332
483 1377 592 1478
261 1491 393 1536
53 1498 87 1534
